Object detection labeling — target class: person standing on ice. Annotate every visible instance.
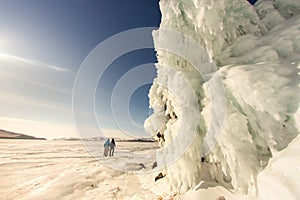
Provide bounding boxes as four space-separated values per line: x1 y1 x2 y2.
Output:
103 138 110 157
109 138 116 156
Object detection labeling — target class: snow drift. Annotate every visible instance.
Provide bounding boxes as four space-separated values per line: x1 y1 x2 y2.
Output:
144 0 300 198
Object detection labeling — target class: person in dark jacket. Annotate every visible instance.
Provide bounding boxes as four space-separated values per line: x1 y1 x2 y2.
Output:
109 138 116 156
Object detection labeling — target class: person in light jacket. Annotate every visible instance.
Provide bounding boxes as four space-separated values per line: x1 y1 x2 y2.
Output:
103 139 110 157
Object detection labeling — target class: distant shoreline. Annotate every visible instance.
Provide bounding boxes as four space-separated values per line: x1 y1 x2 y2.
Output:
53 137 156 143
119 139 156 143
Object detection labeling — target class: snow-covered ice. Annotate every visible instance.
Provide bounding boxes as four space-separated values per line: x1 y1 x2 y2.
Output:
0 140 161 200
1 135 300 200
145 0 300 199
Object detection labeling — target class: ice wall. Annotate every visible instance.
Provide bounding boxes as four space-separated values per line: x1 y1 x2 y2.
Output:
145 0 300 197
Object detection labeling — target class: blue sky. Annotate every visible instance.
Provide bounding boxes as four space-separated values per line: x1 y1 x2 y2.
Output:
0 0 161 139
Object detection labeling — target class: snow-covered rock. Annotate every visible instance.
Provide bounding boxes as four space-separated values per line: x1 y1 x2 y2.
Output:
145 0 300 198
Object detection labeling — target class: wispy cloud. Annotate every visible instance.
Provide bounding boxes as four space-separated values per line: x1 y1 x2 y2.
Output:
0 52 70 72
0 69 72 94
0 90 72 111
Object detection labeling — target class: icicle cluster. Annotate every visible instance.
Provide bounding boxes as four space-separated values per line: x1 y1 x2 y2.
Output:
145 0 300 197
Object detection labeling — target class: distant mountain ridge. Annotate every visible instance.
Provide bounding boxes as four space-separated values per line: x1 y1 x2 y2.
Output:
0 129 46 140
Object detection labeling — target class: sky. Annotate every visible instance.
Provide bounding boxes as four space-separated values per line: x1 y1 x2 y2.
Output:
0 0 257 140
0 0 161 139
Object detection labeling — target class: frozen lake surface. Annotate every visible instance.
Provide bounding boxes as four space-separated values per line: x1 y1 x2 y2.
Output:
0 140 162 200
2 136 300 200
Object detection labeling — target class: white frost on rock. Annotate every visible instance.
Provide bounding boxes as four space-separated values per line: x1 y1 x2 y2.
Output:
145 0 300 198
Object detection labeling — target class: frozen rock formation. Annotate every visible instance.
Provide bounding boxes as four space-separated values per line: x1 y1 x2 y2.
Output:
144 0 300 198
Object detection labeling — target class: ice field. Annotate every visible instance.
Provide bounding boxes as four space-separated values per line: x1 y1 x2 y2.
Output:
0 140 161 200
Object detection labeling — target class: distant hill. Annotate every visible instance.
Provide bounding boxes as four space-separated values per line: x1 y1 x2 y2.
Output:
53 137 107 141
52 137 155 142
0 129 46 140
118 138 156 143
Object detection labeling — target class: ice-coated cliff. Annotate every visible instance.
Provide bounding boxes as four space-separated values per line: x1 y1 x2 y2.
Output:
144 0 300 198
